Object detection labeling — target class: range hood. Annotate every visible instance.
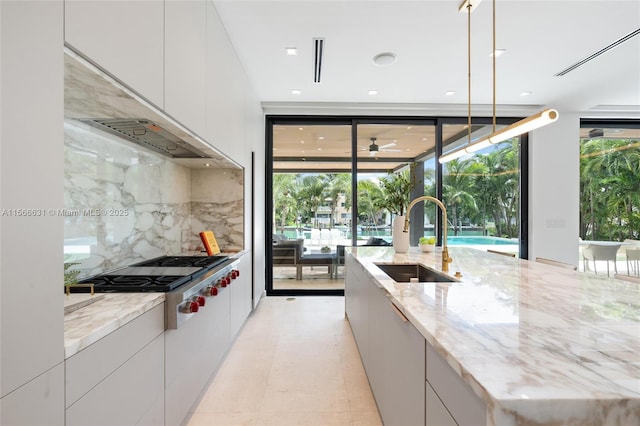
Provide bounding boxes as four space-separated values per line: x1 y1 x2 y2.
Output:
79 118 210 159
64 46 240 169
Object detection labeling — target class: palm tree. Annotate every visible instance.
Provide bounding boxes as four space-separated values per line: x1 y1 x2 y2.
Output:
325 173 351 227
580 137 640 241
442 159 479 236
299 174 327 228
357 180 385 229
272 173 299 233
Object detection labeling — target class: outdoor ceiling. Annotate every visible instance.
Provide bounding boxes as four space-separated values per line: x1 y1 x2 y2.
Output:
273 123 471 171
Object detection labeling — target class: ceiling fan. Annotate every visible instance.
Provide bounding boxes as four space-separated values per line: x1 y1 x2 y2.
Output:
364 137 401 156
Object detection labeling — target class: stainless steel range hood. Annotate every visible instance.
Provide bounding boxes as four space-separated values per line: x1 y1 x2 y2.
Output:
65 46 240 169
79 118 210 159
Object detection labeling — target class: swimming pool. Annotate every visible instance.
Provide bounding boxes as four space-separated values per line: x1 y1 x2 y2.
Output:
447 236 517 246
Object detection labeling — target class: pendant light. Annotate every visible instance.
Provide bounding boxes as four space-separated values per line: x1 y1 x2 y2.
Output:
439 0 558 164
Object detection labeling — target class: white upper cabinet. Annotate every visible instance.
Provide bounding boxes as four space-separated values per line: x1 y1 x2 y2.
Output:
64 0 164 108
165 0 207 137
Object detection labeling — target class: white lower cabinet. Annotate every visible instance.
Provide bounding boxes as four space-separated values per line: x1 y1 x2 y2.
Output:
346 253 425 426
426 343 486 426
165 287 230 426
65 304 165 425
369 284 426 426
426 381 457 426
345 256 370 367
230 253 253 339
346 252 487 426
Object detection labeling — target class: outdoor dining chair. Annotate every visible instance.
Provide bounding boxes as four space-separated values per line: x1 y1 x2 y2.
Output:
582 243 621 277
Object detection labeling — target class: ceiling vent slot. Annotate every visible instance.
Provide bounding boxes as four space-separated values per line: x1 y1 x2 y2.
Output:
313 38 324 83
554 28 640 76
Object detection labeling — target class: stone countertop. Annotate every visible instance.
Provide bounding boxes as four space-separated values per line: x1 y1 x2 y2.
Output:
347 246 640 425
64 293 165 359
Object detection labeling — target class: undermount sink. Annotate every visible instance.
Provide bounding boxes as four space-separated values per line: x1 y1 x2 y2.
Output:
375 263 456 283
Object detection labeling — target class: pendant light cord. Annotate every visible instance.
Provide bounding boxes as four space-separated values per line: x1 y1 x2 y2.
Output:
467 3 472 145
492 0 496 133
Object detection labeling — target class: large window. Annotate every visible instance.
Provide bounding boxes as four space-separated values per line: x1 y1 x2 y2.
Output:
440 120 524 256
579 120 640 275
267 116 528 296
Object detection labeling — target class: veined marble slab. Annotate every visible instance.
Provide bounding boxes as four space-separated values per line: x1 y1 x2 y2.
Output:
347 246 640 426
64 293 165 359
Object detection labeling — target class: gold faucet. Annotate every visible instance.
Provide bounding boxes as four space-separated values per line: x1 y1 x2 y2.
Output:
403 196 453 272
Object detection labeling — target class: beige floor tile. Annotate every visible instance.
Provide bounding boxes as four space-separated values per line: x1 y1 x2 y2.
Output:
260 388 350 413
257 411 352 426
189 297 381 425
350 411 384 426
187 411 260 426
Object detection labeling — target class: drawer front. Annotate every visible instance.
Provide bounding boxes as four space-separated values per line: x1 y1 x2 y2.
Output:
66 303 164 407
66 334 164 426
426 343 486 426
426 381 457 426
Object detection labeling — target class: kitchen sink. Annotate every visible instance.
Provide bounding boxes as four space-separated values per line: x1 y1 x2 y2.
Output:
375 263 456 283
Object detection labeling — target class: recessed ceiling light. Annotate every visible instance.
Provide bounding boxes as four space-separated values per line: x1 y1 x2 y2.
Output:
204 163 211 167
520 91 532 96
300 140 305 144
298 127 304 131
373 52 397 66
317 148 322 151
318 136 325 140
490 49 506 57
422 137 427 141
444 91 456 96
285 47 297 55
291 89 301 95
368 90 378 95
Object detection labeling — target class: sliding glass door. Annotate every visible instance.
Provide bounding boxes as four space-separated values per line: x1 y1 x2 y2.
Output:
266 115 528 296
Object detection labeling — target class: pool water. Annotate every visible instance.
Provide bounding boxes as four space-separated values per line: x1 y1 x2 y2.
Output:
447 236 517 246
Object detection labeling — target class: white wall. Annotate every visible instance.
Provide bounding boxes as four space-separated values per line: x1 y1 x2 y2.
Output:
529 111 580 266
0 0 65 422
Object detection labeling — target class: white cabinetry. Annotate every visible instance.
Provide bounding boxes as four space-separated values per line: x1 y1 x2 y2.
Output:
165 0 207 137
426 382 457 426
1 2 64 421
345 252 486 426
345 256 370 367
345 254 425 425
64 0 164 107
426 343 486 426
230 252 253 339
165 286 230 426
65 304 165 425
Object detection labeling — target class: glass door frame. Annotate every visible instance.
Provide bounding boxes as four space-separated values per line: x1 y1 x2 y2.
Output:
265 115 529 297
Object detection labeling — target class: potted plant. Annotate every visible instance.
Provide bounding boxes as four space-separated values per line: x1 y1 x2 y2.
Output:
419 236 436 252
379 171 415 253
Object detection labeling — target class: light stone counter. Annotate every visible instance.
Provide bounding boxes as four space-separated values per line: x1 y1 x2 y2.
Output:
347 246 640 425
64 293 164 359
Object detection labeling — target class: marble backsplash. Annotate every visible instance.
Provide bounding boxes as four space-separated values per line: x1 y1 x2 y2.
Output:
64 120 243 278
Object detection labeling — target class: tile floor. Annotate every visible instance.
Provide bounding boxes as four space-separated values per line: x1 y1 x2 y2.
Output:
187 296 382 426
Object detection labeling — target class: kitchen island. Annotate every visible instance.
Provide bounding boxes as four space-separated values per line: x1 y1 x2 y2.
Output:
345 246 640 425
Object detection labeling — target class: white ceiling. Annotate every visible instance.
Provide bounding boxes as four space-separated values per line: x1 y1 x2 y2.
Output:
213 0 640 116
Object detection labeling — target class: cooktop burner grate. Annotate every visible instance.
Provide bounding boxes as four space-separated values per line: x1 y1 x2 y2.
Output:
77 275 192 292
132 255 228 269
71 256 231 293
